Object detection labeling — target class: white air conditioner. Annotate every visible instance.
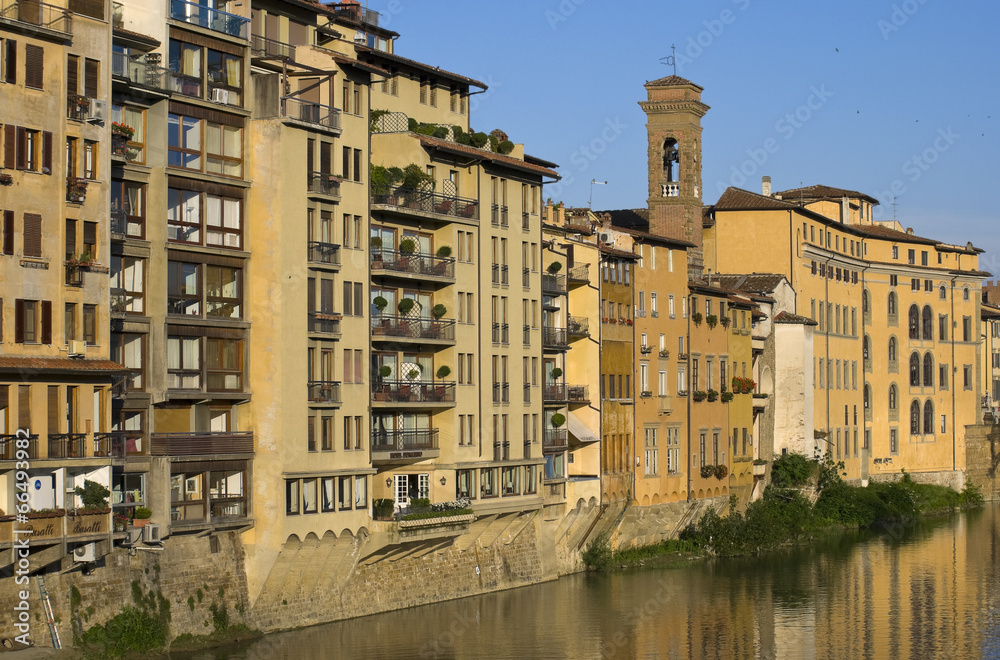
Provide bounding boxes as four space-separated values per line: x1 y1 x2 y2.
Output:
600 232 612 245
143 524 162 543
210 88 229 104
68 340 86 358
73 542 97 562
87 99 107 122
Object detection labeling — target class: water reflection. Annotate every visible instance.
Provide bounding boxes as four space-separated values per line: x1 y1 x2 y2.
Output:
174 505 1000 660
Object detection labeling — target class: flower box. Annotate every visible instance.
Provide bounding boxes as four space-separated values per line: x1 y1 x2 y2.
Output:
692 391 707 402
753 462 767 477
24 510 66 541
67 509 111 537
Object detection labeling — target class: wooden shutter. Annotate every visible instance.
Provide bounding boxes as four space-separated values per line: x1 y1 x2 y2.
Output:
40 301 51 345
2 210 13 255
83 221 96 248
14 299 24 344
65 219 76 258
23 213 41 257
67 54 78 97
24 44 42 89
47 386 59 432
3 125 14 169
15 127 26 170
4 40 15 85
84 59 98 98
319 142 331 175
42 131 52 173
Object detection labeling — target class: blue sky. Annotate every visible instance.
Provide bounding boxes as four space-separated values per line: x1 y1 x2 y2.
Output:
368 0 1000 276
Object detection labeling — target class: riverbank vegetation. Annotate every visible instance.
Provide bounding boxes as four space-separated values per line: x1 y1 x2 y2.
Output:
584 452 984 569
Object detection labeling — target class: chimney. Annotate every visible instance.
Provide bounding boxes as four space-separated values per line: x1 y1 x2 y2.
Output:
841 196 849 224
761 176 771 197
906 227 913 235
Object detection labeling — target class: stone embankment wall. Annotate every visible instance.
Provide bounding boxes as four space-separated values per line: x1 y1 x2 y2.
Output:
965 422 1000 500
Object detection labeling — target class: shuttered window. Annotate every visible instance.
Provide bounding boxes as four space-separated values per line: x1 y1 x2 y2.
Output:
42 131 51 173
3 125 13 168
67 54 78 97
23 213 41 257
14 300 46 343
4 39 15 85
15 127 26 170
41 301 52 345
68 0 105 21
24 44 42 90
3 210 13 255
65 218 76 259
84 58 98 98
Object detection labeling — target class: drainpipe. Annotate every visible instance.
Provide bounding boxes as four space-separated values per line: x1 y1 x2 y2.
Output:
823 254 833 455
951 274 957 472
686 291 692 501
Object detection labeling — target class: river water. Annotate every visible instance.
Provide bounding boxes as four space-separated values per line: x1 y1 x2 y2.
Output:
174 504 1000 660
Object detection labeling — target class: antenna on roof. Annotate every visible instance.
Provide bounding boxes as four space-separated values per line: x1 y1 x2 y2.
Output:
892 196 898 222
589 179 607 209
659 45 677 76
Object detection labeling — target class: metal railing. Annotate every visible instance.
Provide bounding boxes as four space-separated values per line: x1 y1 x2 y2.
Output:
66 263 83 286
0 434 38 460
491 264 509 285
491 322 509 344
492 382 509 404
371 188 479 221
251 34 295 59
308 172 341 197
371 315 456 341
308 312 342 335
567 263 590 284
491 204 509 227
371 428 439 453
282 97 341 131
568 316 589 338
542 273 567 294
66 177 87 203
67 94 93 121
543 429 568 451
0 0 72 34
48 433 87 459
567 385 590 403
522 211 530 230
373 380 456 403
307 241 341 265
332 2 380 27
543 383 567 402
168 0 249 39
111 0 122 27
94 432 145 458
112 52 171 90
542 326 569 348
308 381 342 404
150 432 253 456
371 249 455 279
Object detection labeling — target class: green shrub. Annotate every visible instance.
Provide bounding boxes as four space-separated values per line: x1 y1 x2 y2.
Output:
550 413 566 428
133 506 152 520
581 532 612 571
373 498 394 519
75 480 110 510
407 117 419 132
436 245 452 258
410 498 431 508
369 108 390 132
470 132 489 148
960 482 985 507
771 452 814 488
432 126 449 139
435 365 451 379
414 123 437 136
432 303 448 319
497 140 515 155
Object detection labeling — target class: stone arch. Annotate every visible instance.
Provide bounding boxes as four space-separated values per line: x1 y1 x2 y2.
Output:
721 486 728 496
651 493 661 505
575 498 587 512
610 490 619 502
669 491 679 502
283 534 303 547
303 531 321 542
339 528 356 541
760 365 773 395
641 494 650 506
697 489 704 499
714 487 721 497
663 138 680 182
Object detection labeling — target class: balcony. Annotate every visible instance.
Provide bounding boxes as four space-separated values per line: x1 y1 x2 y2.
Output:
308 172 342 199
568 316 590 340
251 34 295 60
371 188 479 222
66 177 87 203
567 263 590 287
372 380 456 405
282 97 341 133
331 2 381 27
371 429 440 464
542 273 567 294
658 395 674 414
94 432 146 458
150 432 253 456
567 385 590 405
491 264 509 286
543 429 568 451
491 323 509 345
542 384 590 405
65 263 83 287
67 94 95 121
490 204 509 227
307 241 341 267
308 312 342 336
640 345 653 355
308 381 342 404
112 52 171 92
542 326 569 350
371 250 455 283
0 434 38 460
169 0 249 39
371 316 456 343
0 0 72 36
492 382 509 404
47 433 87 459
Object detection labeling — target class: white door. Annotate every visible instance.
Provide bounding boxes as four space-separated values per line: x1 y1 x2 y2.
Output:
418 473 430 499
394 474 409 509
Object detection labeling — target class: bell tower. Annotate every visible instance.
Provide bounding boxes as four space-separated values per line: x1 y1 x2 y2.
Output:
639 75 709 278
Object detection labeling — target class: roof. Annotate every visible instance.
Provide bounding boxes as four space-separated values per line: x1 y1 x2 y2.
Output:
774 311 819 326
712 273 787 294
524 154 559 169
616 225 696 249
599 244 640 260
776 184 880 206
850 224 939 246
0 357 127 374
982 304 1000 320
355 45 487 89
645 75 701 89
416 135 560 179
333 55 389 77
712 187 802 212
599 208 650 231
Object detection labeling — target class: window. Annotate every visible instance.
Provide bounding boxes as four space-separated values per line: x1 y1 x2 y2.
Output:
167 262 200 315
923 400 934 434
940 364 949 389
111 256 145 314
923 353 933 387
167 336 201 389
963 287 970 302
111 180 145 238
939 315 948 341
908 249 915 264
964 365 972 390
167 188 242 248
206 48 242 104
889 384 897 412
206 266 242 318
909 353 920 386
922 306 932 340
908 305 919 339
15 300 50 344
644 428 658 476
888 336 897 364
910 400 920 434
111 104 145 163
24 44 42 89
168 40 201 96
83 140 97 179
168 113 243 177
21 212 41 257
963 316 972 342
285 480 299 515
939 285 947 300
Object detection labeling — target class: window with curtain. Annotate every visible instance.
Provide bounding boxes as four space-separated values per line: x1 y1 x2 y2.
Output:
168 39 202 96
205 194 242 247
167 261 200 315
205 123 242 177
206 338 243 391
112 180 145 238
168 113 202 169
110 256 145 313
111 104 145 162
321 477 335 512
168 188 242 248
207 49 242 104
167 336 201 389
923 400 934 434
206 266 242 318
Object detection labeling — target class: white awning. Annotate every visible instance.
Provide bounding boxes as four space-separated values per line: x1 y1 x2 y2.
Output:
567 411 599 445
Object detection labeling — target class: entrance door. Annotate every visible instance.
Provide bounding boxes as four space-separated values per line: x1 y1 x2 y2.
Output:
394 474 409 509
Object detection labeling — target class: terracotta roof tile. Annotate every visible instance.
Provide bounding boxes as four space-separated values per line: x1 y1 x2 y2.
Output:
599 245 640 260
774 311 818 326
712 187 801 211
646 75 700 89
776 184 879 206
615 225 696 248
355 45 486 89
712 273 787 294
850 224 940 246
416 135 559 179
0 357 127 374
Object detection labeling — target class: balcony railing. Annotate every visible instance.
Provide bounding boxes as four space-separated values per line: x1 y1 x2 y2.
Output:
332 2 380 26
150 432 253 456
371 249 455 280
543 429 568 451
542 273 567 294
491 204 508 227
112 52 172 91
492 382 509 404
308 172 341 198
567 385 590 404
66 263 83 286
67 94 94 121
491 264 509 286
169 0 249 39
371 316 456 341
522 267 531 288
282 97 341 131
66 177 87 203
48 433 87 459
522 211 530 230
308 241 341 266
252 34 295 60
371 188 479 221
308 381 342 404
111 0 121 27
543 383 567 402
543 326 569 348
568 316 590 339
491 322 509 345
308 312 342 335
0 434 38 460
568 263 590 285
373 380 456 404
371 428 439 453
94 432 146 458
0 0 72 35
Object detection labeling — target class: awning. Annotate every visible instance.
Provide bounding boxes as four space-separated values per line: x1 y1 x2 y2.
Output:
567 412 599 445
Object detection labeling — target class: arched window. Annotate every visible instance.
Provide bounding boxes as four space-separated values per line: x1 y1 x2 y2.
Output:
923 352 933 387
908 305 919 339
862 290 870 314
910 400 921 434
889 384 897 410
888 292 897 316
922 305 933 340
924 400 934 434
909 353 920 386
863 335 870 360
963 287 970 301
663 138 679 182
939 285 947 300
888 336 897 362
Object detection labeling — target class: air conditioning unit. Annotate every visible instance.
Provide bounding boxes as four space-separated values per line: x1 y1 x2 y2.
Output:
210 88 229 104
142 524 162 543
68 340 86 358
86 99 107 122
73 542 97 562
599 232 612 245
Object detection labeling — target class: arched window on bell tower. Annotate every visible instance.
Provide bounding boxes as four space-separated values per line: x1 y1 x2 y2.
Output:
660 138 680 197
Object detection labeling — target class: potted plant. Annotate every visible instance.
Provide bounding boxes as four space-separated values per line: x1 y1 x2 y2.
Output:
78 251 93 267
550 413 566 428
373 498 395 521
692 312 703 326
436 365 451 379
659 349 670 358
700 465 714 479
74 480 110 512
436 245 452 258
707 389 719 402
398 237 417 269
113 511 130 533
397 297 416 317
753 460 767 477
432 303 447 320
373 295 388 315
720 316 732 329
714 464 729 480
692 390 707 402
547 261 562 274
550 367 563 380
706 314 718 329
132 506 152 528
434 366 450 400
721 391 734 403
376 365 392 400
641 390 653 398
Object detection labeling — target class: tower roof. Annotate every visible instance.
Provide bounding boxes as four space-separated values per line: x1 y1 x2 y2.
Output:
645 75 701 90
